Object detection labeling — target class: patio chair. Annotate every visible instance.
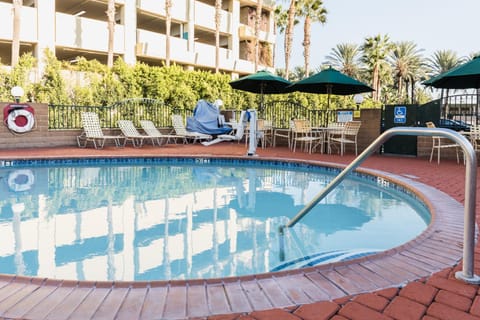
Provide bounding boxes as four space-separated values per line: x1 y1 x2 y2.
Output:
244 118 273 149
77 112 123 149
291 119 325 154
140 120 180 146
328 121 361 156
118 120 146 148
202 111 248 146
273 119 295 149
258 119 274 148
468 125 480 153
426 121 461 164
171 114 212 143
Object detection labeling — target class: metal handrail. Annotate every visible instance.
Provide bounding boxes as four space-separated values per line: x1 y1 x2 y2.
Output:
282 127 480 284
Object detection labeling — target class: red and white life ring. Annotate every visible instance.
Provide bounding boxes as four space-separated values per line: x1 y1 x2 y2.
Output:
6 108 35 133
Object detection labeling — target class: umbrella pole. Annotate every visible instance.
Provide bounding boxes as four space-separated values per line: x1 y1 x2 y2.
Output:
475 88 480 125
327 84 332 109
260 83 265 110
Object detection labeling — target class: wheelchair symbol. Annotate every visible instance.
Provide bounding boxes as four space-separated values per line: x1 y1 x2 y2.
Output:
394 106 406 123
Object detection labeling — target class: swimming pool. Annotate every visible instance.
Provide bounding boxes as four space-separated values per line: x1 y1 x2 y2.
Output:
0 157 430 282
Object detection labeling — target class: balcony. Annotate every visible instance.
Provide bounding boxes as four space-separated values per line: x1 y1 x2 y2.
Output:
137 0 188 22
238 25 275 44
0 2 37 42
194 42 234 70
136 29 194 64
194 1 232 33
241 0 276 10
56 13 125 53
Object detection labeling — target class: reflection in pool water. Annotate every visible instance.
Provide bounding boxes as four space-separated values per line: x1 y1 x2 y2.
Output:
0 159 430 281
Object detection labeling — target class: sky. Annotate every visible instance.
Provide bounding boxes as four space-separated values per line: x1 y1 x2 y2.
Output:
274 0 480 70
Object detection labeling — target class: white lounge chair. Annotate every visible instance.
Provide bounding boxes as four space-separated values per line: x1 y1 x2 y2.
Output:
77 112 123 149
140 120 181 146
171 114 212 143
118 120 146 148
202 111 248 146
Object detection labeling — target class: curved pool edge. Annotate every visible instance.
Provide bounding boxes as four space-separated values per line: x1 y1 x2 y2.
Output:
0 154 466 319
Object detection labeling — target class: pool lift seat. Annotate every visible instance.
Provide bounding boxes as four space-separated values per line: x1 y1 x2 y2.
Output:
202 111 248 146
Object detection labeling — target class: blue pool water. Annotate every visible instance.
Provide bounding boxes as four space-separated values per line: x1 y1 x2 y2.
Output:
0 157 430 281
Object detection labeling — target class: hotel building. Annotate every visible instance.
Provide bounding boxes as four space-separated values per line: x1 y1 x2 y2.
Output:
0 0 276 77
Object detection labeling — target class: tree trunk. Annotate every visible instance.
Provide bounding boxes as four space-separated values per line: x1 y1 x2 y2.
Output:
303 15 311 77
106 0 115 68
372 65 379 101
254 0 263 72
165 0 172 67
215 0 222 73
410 80 415 104
285 0 296 79
11 0 22 67
397 76 403 99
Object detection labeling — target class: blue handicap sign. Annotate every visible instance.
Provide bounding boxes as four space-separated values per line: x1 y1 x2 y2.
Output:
394 106 407 124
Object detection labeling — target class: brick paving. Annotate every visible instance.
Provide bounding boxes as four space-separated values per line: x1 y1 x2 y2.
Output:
0 143 479 319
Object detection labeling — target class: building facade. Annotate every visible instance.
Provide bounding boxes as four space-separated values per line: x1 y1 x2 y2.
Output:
0 0 276 77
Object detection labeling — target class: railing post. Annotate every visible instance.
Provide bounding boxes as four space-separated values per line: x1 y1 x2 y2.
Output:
282 127 480 284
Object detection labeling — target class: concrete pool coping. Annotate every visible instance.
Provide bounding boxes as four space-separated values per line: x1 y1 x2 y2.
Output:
0 147 468 319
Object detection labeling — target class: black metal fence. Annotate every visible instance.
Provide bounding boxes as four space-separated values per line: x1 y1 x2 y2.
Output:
48 98 342 130
260 101 337 128
48 98 187 129
440 93 479 125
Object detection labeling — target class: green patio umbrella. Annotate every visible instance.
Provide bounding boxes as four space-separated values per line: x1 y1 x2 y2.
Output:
423 56 480 89
229 70 291 108
287 66 374 107
423 56 480 118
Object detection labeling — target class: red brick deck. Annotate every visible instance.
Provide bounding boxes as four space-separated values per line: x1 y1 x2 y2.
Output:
0 143 478 320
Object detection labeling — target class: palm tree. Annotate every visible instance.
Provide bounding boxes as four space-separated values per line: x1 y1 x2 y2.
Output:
426 49 462 77
325 43 362 79
254 0 264 71
361 34 394 101
214 0 222 73
274 3 299 76
11 0 22 67
106 0 115 68
298 0 327 77
426 50 463 112
284 0 299 78
165 0 172 67
290 65 308 81
389 41 424 102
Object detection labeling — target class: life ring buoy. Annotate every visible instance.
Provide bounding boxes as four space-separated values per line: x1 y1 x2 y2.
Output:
7 169 35 192
6 108 35 133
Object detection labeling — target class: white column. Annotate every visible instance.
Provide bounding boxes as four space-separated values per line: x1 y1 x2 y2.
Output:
123 0 137 65
35 0 55 78
230 0 240 61
186 0 195 67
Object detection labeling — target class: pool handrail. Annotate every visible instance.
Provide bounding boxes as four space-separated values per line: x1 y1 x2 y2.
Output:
283 126 480 284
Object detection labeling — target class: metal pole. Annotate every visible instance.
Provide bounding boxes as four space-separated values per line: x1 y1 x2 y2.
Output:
247 109 257 156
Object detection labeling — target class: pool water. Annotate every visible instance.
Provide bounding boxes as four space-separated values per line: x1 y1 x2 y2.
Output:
0 158 430 281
